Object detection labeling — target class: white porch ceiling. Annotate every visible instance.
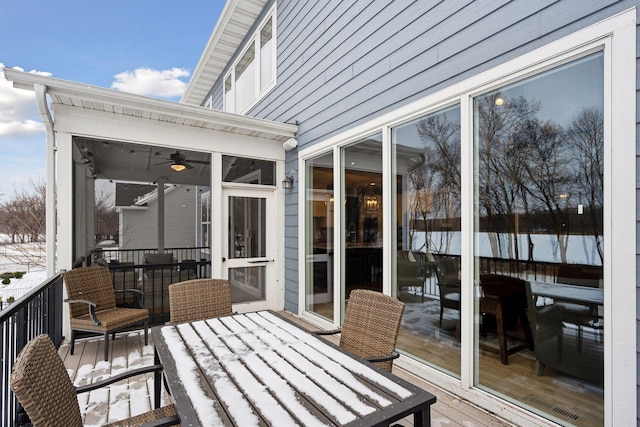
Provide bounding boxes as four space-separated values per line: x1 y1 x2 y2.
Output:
3 68 297 187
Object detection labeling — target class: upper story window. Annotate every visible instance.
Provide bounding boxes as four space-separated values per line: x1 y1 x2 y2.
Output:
223 10 276 114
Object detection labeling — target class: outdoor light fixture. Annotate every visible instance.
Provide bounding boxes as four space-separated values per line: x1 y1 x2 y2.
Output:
171 162 187 172
282 175 294 189
494 97 505 106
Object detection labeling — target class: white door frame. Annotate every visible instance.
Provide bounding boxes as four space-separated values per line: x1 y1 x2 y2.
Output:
222 185 276 313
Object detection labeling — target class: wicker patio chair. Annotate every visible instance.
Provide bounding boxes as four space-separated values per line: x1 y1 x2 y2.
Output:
10 334 180 427
316 289 405 372
169 278 232 324
64 266 149 361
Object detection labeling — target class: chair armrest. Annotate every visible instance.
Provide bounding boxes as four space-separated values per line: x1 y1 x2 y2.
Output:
313 328 341 336
64 298 100 325
114 288 145 307
75 364 164 394
140 416 182 427
365 351 400 364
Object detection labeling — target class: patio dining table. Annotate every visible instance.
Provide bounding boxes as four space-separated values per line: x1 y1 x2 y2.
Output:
151 310 436 426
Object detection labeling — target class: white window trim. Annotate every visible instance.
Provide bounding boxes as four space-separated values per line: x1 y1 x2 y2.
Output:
223 5 277 115
297 8 636 426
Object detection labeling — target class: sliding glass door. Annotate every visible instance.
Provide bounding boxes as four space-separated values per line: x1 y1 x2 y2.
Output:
473 52 604 423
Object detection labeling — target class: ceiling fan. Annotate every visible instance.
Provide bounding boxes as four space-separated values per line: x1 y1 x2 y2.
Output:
156 151 209 172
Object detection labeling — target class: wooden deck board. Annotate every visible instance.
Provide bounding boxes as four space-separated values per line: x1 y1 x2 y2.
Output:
59 312 512 427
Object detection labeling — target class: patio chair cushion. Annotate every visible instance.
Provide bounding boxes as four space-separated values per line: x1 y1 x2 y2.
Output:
70 306 149 333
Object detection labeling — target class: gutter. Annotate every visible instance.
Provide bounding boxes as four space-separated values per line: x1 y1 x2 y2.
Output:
33 84 57 277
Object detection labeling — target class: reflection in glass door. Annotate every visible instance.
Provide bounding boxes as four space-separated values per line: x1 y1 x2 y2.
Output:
305 152 334 321
341 134 383 320
223 190 271 308
392 104 462 377
473 52 604 425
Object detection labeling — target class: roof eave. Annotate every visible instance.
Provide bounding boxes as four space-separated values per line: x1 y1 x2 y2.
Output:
3 68 297 141
181 0 268 106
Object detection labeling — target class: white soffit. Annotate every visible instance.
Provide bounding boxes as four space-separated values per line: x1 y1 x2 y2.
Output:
3 68 296 142
181 0 268 106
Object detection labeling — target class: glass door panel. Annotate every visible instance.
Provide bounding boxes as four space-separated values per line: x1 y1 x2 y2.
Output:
305 152 334 321
223 190 271 310
392 104 462 377
473 52 604 424
341 134 383 320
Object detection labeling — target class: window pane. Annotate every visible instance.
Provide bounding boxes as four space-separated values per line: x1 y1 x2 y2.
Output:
229 266 266 303
222 155 275 185
260 17 272 47
224 76 233 113
228 196 266 259
473 52 604 422
235 46 256 112
341 134 383 319
305 152 334 321
392 104 461 377
260 17 274 90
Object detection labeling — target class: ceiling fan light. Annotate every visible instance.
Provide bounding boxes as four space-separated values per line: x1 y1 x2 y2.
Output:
171 163 187 172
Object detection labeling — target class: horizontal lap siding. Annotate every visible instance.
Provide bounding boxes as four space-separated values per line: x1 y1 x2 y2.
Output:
207 2 639 333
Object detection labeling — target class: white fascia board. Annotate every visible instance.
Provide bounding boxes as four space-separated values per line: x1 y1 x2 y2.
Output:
3 68 297 140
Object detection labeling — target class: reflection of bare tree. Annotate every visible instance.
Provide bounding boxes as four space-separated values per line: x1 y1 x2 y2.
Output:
476 92 603 265
408 112 461 254
567 107 604 263
476 94 541 260
516 118 573 263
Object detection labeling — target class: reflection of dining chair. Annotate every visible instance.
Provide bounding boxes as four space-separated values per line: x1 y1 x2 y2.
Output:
63 266 149 361
169 279 233 324
397 250 424 300
316 289 405 371
555 264 602 346
525 282 603 383
11 334 179 427
435 258 461 328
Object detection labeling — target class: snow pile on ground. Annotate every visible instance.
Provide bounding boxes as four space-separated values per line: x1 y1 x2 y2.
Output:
0 239 47 306
0 270 48 303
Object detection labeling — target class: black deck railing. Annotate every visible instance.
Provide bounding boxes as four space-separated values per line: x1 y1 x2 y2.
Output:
88 246 211 267
0 272 64 427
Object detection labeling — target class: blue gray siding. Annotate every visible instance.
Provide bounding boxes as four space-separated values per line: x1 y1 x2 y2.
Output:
120 186 198 250
207 2 639 419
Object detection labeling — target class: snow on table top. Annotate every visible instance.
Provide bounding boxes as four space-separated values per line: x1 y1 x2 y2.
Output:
159 311 416 426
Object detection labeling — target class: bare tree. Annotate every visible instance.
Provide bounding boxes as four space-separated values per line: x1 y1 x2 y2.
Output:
94 186 118 243
0 179 46 268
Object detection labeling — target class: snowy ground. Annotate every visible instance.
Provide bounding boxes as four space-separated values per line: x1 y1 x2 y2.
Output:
0 241 47 305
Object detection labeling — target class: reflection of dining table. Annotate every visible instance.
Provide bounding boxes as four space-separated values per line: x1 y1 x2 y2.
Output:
528 281 604 306
152 310 436 426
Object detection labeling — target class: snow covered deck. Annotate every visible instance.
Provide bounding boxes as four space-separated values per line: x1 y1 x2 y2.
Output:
59 311 510 427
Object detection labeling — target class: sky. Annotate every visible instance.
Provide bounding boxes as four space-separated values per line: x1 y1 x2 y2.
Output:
0 0 225 203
